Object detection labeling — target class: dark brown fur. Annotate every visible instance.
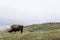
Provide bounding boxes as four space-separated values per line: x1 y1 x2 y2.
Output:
8 24 23 33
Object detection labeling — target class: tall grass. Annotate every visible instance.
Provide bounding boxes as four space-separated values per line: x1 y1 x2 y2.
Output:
0 29 60 40
0 22 60 40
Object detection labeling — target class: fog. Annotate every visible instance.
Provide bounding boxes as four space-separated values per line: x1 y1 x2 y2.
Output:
0 0 60 25
0 25 10 32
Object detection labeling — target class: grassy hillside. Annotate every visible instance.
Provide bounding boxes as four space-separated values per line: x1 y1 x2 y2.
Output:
0 22 60 40
0 29 60 40
24 22 60 32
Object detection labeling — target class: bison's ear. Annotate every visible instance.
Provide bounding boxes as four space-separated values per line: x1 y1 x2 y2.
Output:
11 25 14 28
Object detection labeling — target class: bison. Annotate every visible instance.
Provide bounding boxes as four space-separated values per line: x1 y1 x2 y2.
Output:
8 24 23 33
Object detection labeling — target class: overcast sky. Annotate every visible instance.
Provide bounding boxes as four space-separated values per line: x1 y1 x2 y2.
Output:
0 0 60 25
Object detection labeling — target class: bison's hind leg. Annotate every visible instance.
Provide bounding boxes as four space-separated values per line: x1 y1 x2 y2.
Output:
21 29 23 33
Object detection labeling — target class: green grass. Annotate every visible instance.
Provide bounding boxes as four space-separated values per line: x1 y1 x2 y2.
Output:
0 22 60 40
0 29 60 40
24 22 60 32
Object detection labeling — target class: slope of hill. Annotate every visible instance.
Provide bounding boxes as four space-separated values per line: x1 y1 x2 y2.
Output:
0 22 60 40
24 22 60 32
0 29 60 40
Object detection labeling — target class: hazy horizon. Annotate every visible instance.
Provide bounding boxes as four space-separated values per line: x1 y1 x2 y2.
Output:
0 0 60 25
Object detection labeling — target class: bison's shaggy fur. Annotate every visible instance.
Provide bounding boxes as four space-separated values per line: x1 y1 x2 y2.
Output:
8 24 23 33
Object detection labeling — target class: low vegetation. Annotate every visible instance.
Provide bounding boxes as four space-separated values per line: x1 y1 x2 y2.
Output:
24 22 60 32
0 22 60 40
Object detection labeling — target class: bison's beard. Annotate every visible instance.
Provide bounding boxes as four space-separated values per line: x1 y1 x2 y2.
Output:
8 28 23 33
